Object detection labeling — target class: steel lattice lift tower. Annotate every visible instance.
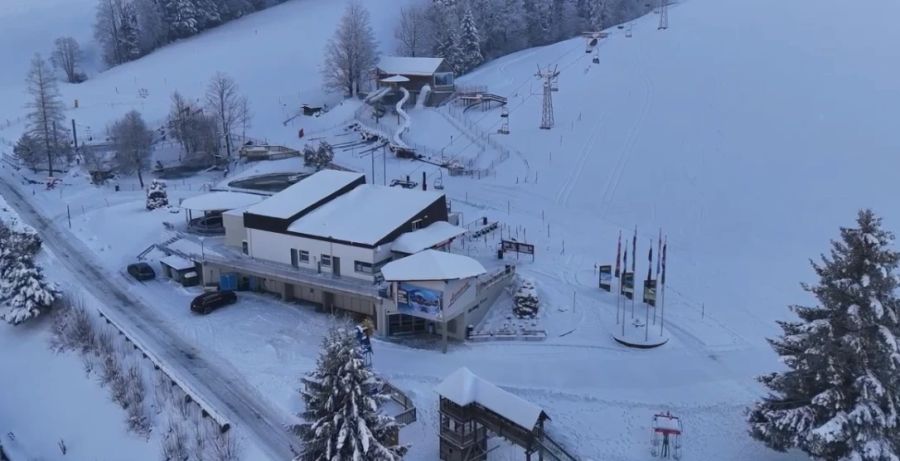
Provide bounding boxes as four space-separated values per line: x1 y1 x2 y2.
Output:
658 0 669 30
536 64 559 130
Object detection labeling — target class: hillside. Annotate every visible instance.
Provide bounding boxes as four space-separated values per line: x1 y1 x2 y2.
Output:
1 0 899 459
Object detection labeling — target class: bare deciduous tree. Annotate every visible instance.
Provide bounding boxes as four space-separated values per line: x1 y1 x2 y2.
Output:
110 110 153 188
395 4 429 57
205 72 248 159
322 0 379 97
25 54 67 176
168 92 220 163
51 37 86 83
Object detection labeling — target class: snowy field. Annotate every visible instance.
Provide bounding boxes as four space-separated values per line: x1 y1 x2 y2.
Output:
2 0 900 459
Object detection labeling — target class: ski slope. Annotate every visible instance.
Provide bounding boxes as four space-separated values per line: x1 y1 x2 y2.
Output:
1 0 900 459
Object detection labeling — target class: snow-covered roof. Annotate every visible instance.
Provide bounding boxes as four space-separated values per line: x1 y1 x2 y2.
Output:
381 249 485 281
245 170 365 219
435 367 546 430
160 254 195 271
287 185 444 246
381 74 410 83
392 221 467 255
377 56 445 76
180 191 265 212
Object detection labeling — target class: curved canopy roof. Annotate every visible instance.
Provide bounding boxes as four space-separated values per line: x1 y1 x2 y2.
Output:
180 191 265 212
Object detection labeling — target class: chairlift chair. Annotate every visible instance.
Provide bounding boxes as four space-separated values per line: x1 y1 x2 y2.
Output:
434 177 444 190
650 412 683 460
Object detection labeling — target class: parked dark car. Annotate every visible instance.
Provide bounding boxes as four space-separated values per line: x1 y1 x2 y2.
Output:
190 290 237 314
127 262 156 281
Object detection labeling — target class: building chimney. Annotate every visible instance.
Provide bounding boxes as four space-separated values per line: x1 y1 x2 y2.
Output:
423 171 427 191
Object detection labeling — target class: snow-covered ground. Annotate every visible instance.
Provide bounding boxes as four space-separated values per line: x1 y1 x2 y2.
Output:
3 0 900 459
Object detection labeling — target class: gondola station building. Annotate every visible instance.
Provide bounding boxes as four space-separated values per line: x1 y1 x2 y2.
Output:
204 169 514 340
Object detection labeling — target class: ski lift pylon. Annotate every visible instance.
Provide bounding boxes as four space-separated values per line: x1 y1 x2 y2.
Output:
650 411 683 460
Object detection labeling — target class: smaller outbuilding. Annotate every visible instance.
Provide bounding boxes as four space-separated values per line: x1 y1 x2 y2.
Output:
375 57 456 106
160 254 200 286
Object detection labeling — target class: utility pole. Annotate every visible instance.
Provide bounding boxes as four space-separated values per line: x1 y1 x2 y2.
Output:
498 105 510 134
71 119 78 150
535 65 559 130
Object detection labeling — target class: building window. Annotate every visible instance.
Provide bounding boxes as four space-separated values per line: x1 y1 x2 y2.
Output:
299 250 310 263
434 72 454 87
354 261 373 274
411 219 423 231
241 241 249 255
290 249 299 267
321 255 332 267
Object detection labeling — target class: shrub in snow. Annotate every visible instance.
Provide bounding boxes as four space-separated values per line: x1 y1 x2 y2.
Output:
162 419 190 461
513 278 539 319
293 324 407 461
748 209 900 460
205 423 241 461
50 297 96 354
146 179 169 210
126 363 151 437
303 141 334 170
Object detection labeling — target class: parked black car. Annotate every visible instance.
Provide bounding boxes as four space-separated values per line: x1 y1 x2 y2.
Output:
127 262 156 281
190 290 237 314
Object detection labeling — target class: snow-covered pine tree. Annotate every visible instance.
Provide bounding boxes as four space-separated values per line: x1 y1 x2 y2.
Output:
513 278 540 319
302 141 333 170
162 0 201 40
294 325 406 461
146 179 169 210
119 1 143 61
0 231 58 325
748 209 900 460
459 8 483 73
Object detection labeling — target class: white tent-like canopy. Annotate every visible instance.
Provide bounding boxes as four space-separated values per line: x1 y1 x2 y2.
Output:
180 191 265 212
435 367 547 430
381 249 485 282
381 74 410 83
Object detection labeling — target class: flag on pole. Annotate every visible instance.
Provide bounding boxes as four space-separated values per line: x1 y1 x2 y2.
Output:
615 231 622 278
631 226 637 274
656 228 662 277
621 247 629 295
661 238 667 285
647 243 653 282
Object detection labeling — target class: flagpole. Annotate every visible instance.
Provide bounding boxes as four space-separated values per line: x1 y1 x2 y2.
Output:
631 226 637 319
654 229 661 325
660 236 667 336
615 231 622 326
645 238 652 342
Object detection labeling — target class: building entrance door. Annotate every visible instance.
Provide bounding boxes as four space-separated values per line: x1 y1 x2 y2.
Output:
332 257 341 277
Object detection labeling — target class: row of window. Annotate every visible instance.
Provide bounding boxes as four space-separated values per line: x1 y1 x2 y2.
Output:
290 249 375 275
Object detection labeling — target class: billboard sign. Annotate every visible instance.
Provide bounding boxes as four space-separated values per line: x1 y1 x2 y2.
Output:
598 265 612 292
643 279 657 306
397 283 443 319
501 240 535 256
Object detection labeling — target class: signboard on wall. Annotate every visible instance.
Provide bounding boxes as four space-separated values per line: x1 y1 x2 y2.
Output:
443 278 476 319
397 283 443 319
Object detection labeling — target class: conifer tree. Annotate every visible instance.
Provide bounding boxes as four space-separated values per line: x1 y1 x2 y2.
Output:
0 231 58 325
459 8 483 73
294 325 406 460
748 209 900 460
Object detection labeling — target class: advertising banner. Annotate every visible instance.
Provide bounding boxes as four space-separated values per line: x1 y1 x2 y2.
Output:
598 265 612 292
397 282 443 319
622 272 634 300
443 278 476 319
643 279 657 306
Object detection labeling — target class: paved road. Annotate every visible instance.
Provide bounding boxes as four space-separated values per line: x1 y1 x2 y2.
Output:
0 177 297 461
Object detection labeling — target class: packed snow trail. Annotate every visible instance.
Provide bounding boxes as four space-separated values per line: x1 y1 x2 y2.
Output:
393 87 411 146
0 179 297 461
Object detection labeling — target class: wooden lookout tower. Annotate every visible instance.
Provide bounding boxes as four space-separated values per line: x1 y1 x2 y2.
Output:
435 367 577 461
